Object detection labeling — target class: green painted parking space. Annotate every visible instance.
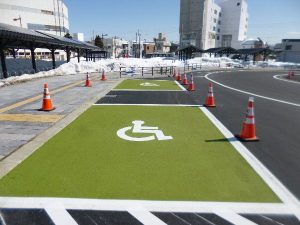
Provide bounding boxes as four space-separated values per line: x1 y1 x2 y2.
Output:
0 105 279 203
114 79 182 91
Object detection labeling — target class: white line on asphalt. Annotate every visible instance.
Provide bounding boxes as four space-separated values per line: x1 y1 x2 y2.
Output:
0 197 292 214
199 107 300 219
174 80 187 91
214 209 258 225
128 206 167 225
45 203 78 225
94 104 202 107
273 75 300 85
112 89 183 92
205 72 300 107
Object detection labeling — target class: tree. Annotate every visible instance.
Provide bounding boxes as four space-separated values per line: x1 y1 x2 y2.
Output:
64 33 72 39
94 35 104 49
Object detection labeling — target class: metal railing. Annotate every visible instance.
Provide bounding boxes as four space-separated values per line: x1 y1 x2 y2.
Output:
119 63 203 78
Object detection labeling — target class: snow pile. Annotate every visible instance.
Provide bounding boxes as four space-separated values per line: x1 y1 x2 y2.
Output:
1 57 299 87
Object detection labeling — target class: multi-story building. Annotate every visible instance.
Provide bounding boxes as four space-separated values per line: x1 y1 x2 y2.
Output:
154 33 171 53
103 38 129 58
218 0 248 49
179 0 248 50
0 0 69 36
277 39 300 63
0 0 69 60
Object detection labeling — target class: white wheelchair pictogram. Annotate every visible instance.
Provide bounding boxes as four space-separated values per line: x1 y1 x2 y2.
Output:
140 82 160 87
117 120 173 142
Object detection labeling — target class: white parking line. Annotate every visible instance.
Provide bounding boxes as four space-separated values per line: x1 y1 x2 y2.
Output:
112 89 183 92
128 206 167 225
174 80 187 91
205 72 300 107
0 197 293 214
45 203 78 225
273 74 300 85
200 107 300 219
214 209 258 225
94 103 202 107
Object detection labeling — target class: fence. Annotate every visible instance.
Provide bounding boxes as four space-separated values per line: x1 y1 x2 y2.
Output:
119 63 203 78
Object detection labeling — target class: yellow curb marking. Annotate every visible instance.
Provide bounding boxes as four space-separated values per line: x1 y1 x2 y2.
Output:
0 114 64 123
0 80 85 114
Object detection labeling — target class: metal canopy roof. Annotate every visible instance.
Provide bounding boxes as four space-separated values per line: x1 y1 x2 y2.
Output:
236 48 273 55
205 47 237 54
177 45 204 53
0 23 98 50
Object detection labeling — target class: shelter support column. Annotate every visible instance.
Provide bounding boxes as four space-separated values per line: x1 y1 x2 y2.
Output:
30 47 37 73
0 47 8 78
51 48 56 69
66 46 71 62
77 48 80 63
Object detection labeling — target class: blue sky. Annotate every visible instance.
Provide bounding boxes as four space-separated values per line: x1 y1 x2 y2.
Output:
65 0 300 45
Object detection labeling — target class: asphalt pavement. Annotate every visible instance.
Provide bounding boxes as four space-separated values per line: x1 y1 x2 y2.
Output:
190 70 300 200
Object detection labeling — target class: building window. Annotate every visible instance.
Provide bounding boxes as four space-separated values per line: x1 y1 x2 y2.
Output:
285 45 292 50
41 10 54 15
217 36 220 40
219 12 222 17
214 10 217 14
218 28 220 33
237 2 240 6
213 18 217 23
213 26 216 31
218 21 221 25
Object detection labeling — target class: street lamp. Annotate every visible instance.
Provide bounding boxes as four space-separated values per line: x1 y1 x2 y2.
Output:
13 15 22 27
13 15 26 58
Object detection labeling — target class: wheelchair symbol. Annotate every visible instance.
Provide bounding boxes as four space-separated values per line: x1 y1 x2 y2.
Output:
140 82 160 87
117 120 173 142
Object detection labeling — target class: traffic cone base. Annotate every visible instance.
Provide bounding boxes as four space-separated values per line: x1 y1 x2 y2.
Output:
235 134 259 142
204 103 216 107
39 106 56 112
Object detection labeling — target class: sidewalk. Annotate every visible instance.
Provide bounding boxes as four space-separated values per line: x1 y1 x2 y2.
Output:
0 72 122 162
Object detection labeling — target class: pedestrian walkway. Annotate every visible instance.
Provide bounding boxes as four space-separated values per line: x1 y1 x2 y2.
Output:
0 72 121 161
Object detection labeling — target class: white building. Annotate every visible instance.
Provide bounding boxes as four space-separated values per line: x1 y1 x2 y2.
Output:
180 0 248 49
0 0 69 36
0 0 69 60
73 33 84 42
217 0 248 49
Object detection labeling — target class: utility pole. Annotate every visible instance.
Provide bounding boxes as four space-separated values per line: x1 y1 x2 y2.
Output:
138 29 141 58
135 32 138 58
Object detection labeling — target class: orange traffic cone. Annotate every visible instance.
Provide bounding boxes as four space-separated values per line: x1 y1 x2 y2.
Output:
176 70 181 81
236 97 259 142
85 72 92 87
188 74 195 91
182 73 188 85
40 83 55 111
101 70 107 81
204 83 216 107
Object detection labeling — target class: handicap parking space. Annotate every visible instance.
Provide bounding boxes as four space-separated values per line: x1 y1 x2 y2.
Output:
113 79 184 91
